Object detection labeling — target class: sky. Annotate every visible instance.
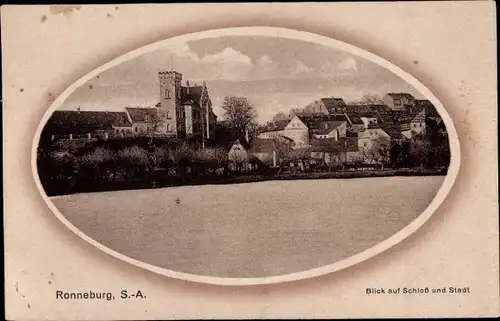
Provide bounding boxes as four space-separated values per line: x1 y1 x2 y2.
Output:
61 36 425 123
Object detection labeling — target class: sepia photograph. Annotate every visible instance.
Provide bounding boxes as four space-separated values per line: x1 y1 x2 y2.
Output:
34 28 455 282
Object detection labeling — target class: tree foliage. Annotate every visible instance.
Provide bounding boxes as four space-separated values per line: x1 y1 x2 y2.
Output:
221 96 257 136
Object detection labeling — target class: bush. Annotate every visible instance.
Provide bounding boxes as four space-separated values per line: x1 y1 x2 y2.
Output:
78 147 117 181
37 150 79 195
118 145 149 178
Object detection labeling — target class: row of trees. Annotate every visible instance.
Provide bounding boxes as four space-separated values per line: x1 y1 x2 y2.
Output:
37 138 244 196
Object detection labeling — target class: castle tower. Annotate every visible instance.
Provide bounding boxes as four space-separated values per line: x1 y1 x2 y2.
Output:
158 71 182 136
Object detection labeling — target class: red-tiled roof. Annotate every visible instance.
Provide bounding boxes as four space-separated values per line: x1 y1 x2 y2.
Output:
44 110 131 135
385 93 415 100
296 114 330 129
321 97 346 113
259 119 290 133
381 126 406 140
125 107 158 122
311 120 346 135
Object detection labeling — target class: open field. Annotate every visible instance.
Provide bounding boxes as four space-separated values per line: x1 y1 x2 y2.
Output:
51 176 445 278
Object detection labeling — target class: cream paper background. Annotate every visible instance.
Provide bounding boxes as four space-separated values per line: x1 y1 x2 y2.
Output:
2 2 498 319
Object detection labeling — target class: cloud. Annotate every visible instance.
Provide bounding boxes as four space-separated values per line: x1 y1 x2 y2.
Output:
167 42 200 61
337 56 358 71
202 47 252 65
165 43 321 81
290 60 313 75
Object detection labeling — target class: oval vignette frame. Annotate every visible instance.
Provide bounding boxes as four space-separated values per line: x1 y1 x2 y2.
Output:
31 26 461 286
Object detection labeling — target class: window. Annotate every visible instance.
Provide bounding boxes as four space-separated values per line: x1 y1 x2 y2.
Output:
115 129 119 134
167 124 172 132
166 111 171 119
134 127 138 133
163 88 171 99
147 126 150 132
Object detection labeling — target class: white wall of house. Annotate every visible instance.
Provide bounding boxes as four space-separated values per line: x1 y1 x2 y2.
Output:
283 115 309 147
131 123 151 135
409 109 426 136
338 122 347 138
228 140 249 163
358 128 390 150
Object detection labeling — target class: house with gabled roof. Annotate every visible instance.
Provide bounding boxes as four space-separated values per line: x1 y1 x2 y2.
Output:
257 119 290 139
258 115 309 148
358 127 391 153
283 115 309 148
309 138 343 164
310 120 347 140
125 107 159 136
303 97 346 115
383 93 416 111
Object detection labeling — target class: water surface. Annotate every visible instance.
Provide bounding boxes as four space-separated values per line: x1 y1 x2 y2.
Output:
52 176 445 278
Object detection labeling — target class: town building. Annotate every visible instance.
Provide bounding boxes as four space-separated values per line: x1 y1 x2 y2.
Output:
41 109 132 140
283 115 309 148
302 97 347 115
310 120 347 140
125 107 159 135
358 128 391 152
382 93 417 111
257 120 289 139
257 115 309 148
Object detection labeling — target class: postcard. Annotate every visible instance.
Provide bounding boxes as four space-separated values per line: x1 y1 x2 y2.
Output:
3 2 498 319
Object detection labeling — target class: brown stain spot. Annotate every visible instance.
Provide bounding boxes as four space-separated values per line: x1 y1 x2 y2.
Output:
19 88 24 92
48 280 52 285
27 303 31 308
50 272 55 277
89 84 93 89
413 60 419 65
107 13 113 18
114 6 120 10
41 15 47 23
15 282 26 298
48 93 55 103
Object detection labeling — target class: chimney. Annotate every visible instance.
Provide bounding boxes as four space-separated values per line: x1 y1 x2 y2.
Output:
186 80 190 95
